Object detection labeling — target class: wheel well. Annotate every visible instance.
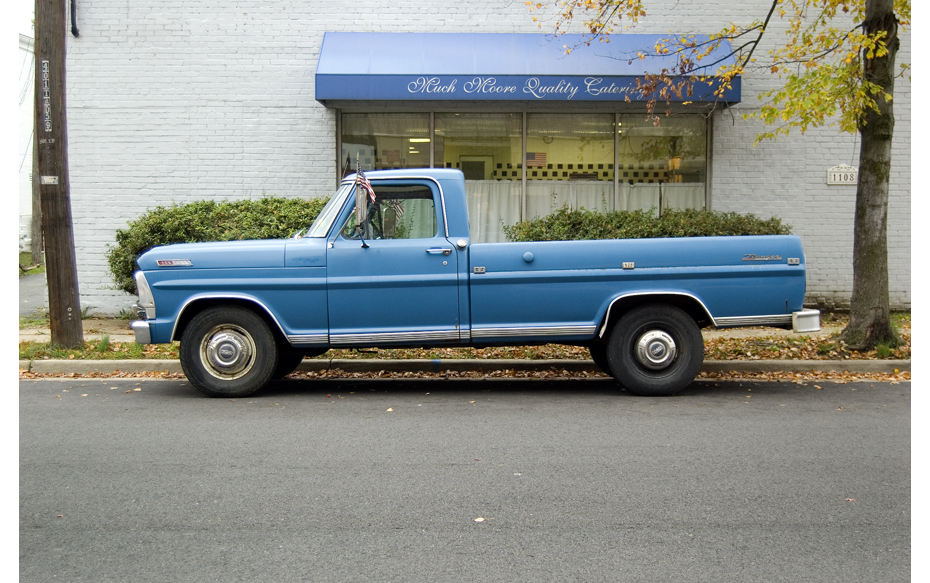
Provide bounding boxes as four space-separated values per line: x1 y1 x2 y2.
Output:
598 294 713 340
173 298 287 344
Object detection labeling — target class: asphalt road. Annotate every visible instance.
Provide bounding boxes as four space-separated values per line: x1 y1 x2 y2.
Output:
19 273 48 317
20 378 910 582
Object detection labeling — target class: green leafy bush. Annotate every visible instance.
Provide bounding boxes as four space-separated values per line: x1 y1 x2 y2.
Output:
107 197 329 295
503 206 791 242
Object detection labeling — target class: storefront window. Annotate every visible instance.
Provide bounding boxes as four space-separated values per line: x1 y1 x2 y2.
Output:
526 113 615 220
617 114 707 213
337 111 707 240
435 113 522 180
341 113 430 172
435 113 522 243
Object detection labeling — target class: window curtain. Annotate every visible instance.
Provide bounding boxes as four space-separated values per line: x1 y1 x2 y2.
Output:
661 183 705 213
464 180 521 243
526 181 614 219
464 180 705 242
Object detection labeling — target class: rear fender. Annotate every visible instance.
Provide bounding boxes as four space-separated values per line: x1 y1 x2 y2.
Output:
597 293 714 339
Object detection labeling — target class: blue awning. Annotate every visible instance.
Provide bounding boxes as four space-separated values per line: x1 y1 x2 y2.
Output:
315 32 740 104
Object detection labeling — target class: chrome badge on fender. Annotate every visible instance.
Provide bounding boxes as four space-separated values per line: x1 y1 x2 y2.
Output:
742 254 782 261
156 259 193 267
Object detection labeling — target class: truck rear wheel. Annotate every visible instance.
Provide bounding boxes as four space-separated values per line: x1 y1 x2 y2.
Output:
607 304 703 396
180 306 279 398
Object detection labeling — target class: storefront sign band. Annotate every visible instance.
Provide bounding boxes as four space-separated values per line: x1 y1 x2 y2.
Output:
316 74 740 102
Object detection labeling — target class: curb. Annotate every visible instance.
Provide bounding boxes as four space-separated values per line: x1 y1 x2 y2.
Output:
19 358 911 376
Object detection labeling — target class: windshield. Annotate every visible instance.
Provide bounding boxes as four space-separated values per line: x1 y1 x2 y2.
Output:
304 182 354 238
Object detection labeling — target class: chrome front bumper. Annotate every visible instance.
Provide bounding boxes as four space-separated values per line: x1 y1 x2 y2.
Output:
131 320 152 344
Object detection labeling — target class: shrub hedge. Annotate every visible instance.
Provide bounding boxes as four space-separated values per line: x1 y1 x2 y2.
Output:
107 197 329 295
503 206 792 242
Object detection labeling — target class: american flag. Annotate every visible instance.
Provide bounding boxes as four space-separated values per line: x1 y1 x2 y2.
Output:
526 152 547 167
356 165 376 203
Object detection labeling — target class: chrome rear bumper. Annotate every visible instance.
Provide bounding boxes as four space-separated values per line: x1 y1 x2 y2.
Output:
792 309 821 333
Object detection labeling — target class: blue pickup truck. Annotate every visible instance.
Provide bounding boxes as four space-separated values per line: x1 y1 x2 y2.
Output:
130 168 819 398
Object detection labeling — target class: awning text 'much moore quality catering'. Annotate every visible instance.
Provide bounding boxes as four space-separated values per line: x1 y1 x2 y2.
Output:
314 32 741 104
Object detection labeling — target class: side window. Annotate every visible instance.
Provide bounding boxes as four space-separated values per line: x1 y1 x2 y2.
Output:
341 184 438 240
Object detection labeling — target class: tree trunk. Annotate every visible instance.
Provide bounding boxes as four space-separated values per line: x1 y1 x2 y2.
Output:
35 0 83 347
840 0 899 351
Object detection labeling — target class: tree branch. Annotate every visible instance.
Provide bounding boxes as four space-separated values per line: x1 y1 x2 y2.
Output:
738 0 779 68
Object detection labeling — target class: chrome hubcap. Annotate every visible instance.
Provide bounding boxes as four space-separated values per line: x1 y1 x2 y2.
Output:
201 326 255 380
635 330 677 370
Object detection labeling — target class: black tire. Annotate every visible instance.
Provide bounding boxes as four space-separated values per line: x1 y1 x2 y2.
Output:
588 343 612 375
180 306 279 398
606 304 703 396
272 351 306 379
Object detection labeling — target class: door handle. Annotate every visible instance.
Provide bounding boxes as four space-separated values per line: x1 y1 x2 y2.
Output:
426 247 452 256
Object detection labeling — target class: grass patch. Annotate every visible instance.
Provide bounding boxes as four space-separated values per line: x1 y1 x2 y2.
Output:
19 252 44 277
95 335 111 354
817 342 836 356
20 310 50 330
19 340 179 360
892 312 910 326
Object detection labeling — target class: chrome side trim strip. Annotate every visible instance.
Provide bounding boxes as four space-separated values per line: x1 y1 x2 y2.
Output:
715 314 793 328
286 334 329 346
471 325 597 339
330 330 460 346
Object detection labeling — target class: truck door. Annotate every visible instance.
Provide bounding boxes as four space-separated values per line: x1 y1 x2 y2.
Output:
326 181 461 346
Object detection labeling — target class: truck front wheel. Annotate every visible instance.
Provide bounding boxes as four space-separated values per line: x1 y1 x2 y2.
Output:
180 306 279 398
588 343 612 375
607 304 703 396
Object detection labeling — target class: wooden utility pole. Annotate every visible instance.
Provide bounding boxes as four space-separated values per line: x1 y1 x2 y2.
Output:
31 127 43 266
34 0 83 347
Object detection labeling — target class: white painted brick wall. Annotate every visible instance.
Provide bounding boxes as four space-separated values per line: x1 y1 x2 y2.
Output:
19 35 35 250
62 0 910 313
